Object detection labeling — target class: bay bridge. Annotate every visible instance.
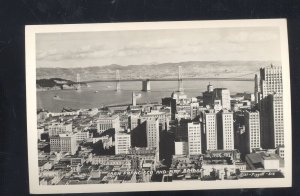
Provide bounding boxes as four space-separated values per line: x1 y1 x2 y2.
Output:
75 66 254 92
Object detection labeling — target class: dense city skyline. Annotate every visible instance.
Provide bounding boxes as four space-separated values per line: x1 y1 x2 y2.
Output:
36 64 286 186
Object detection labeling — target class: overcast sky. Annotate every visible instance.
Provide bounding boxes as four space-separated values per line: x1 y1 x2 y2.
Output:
36 27 281 68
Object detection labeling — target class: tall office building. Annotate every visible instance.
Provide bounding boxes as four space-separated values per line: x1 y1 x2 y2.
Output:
97 114 120 133
190 102 199 120
260 65 283 98
213 88 231 110
50 134 77 155
141 110 168 131
254 74 261 104
188 122 202 155
132 92 141 106
203 111 218 151
129 114 140 130
203 83 214 107
259 65 283 148
217 110 234 150
261 94 284 148
115 131 131 154
161 97 177 120
146 118 160 152
244 111 261 153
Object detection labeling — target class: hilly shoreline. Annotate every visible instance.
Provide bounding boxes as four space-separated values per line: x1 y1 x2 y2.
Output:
37 61 280 82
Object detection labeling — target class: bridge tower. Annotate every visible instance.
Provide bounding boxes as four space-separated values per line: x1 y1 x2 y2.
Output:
142 79 151 91
178 66 184 92
116 70 121 91
76 73 81 90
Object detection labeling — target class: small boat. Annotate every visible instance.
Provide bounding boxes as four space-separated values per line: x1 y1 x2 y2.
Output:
94 90 99 93
53 95 61 100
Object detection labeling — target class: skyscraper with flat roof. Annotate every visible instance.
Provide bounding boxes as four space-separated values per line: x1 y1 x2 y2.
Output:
146 118 160 153
260 65 283 98
244 111 261 153
188 122 202 155
217 110 234 150
203 83 214 107
115 131 131 154
203 111 218 151
259 65 284 148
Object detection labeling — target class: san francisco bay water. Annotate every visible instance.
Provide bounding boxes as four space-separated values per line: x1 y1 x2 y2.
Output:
37 80 254 112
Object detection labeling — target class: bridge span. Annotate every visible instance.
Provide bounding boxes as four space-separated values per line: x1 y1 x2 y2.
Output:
78 77 253 92
81 77 253 83
76 68 255 92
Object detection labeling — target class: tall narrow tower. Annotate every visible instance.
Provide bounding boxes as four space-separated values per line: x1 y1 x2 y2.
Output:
178 66 184 92
132 92 137 106
116 69 120 91
254 74 260 104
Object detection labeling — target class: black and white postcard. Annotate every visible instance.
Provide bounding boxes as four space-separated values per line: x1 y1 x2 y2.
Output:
25 19 292 194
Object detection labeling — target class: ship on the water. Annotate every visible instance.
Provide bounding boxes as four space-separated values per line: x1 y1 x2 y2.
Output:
53 95 61 100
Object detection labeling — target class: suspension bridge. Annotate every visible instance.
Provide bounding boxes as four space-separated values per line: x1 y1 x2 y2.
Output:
75 66 255 92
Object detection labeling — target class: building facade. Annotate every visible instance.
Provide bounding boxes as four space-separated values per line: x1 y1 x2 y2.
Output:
97 114 120 133
213 88 231 110
244 111 261 153
259 65 284 148
174 141 188 155
203 83 214 107
50 134 77 155
48 123 72 136
146 118 160 153
217 110 234 150
203 111 218 151
188 122 202 155
115 132 131 154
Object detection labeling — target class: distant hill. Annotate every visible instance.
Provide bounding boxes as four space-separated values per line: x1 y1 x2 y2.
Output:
37 61 280 81
36 78 86 90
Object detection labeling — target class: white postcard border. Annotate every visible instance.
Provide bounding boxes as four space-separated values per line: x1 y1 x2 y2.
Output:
26 19 292 194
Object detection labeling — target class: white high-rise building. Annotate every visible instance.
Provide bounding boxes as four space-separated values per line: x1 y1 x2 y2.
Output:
259 65 284 148
204 111 218 150
244 111 261 153
174 141 188 155
115 132 131 154
188 122 202 155
213 88 231 110
190 102 199 120
217 110 234 150
260 65 283 98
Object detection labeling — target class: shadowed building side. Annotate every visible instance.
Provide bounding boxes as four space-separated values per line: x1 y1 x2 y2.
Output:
142 79 151 92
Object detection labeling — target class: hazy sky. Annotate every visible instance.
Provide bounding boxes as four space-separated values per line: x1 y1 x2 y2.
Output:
36 27 281 68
